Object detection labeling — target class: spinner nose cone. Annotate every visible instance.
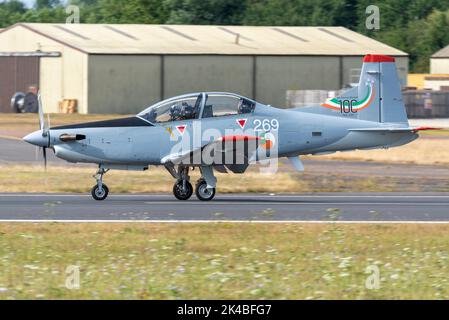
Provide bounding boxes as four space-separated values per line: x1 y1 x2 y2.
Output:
23 130 48 147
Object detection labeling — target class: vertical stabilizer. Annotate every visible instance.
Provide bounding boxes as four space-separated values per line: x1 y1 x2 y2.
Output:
321 54 408 124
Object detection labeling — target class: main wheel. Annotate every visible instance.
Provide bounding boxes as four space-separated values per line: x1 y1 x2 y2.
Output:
173 180 193 201
195 179 216 201
91 184 109 201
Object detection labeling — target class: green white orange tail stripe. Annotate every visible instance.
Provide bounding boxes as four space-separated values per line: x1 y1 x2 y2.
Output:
321 83 376 111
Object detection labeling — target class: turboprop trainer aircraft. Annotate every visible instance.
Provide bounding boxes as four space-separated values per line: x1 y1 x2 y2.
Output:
24 54 436 201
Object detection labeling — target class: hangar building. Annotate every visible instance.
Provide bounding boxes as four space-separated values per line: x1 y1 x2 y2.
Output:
431 45 449 74
0 23 408 114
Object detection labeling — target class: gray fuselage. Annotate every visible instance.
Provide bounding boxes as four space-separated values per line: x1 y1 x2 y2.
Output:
45 102 417 167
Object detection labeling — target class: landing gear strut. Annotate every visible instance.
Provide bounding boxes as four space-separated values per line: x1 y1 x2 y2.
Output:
91 167 109 201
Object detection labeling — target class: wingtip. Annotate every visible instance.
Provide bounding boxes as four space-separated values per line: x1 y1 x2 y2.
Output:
413 126 443 132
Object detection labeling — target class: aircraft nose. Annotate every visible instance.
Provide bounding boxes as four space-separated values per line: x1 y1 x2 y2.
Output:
23 130 48 147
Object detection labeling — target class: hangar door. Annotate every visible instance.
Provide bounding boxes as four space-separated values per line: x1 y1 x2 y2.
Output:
0 56 39 113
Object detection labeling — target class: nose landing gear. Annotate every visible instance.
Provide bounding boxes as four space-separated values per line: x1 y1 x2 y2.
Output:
92 184 109 201
91 167 109 201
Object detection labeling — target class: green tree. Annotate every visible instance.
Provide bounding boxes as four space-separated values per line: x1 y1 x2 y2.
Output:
35 0 61 9
0 0 26 13
83 0 168 24
1 0 449 72
0 0 27 27
242 0 360 26
427 9 449 52
20 6 67 23
164 0 246 25
69 0 98 5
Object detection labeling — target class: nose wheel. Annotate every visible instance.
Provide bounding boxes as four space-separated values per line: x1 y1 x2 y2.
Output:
91 166 110 201
91 184 109 201
173 180 193 200
195 179 216 201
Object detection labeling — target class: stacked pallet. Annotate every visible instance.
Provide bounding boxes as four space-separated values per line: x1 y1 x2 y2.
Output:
286 90 342 108
59 99 78 113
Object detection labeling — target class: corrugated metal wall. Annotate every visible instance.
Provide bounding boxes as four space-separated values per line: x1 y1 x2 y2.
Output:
86 55 409 113
0 56 39 112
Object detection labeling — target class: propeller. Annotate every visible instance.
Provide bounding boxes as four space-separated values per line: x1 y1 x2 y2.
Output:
37 92 51 169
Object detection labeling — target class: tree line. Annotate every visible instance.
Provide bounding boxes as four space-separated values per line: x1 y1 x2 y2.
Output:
1 0 449 72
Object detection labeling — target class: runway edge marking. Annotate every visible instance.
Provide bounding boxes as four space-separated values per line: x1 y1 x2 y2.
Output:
1 220 449 224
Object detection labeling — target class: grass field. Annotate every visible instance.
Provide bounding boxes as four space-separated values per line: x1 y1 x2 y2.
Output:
0 222 448 300
312 135 449 165
0 165 302 193
2 163 447 193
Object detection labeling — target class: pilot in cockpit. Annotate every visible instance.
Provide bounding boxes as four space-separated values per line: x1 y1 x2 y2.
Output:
238 98 255 114
170 102 197 121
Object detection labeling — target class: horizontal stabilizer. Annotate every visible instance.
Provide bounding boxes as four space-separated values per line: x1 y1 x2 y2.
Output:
349 127 441 133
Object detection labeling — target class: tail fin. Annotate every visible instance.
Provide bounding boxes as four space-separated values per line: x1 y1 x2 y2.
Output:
321 54 408 124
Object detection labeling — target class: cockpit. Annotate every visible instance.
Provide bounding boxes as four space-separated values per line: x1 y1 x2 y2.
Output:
138 93 256 124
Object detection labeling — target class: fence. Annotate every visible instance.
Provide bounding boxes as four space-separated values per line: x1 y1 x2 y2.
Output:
286 90 449 118
403 90 449 118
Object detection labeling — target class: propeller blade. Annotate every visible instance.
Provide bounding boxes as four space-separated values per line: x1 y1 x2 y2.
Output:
38 92 45 132
42 147 47 170
37 92 51 138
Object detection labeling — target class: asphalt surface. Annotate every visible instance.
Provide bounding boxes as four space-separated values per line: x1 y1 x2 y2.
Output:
0 137 61 164
1 135 448 223
0 193 448 222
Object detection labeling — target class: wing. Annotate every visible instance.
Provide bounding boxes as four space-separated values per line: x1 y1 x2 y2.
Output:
161 135 264 170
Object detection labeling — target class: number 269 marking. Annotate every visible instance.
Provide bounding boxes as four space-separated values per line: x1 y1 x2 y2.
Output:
254 119 279 132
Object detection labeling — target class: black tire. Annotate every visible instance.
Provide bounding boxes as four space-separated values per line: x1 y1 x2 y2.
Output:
173 180 193 201
10 92 25 113
91 184 109 201
195 179 216 201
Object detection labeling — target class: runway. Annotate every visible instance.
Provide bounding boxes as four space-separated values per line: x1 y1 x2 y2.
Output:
1 193 448 222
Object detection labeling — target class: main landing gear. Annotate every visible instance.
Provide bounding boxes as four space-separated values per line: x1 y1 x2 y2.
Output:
91 167 109 201
195 179 216 201
166 165 217 201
